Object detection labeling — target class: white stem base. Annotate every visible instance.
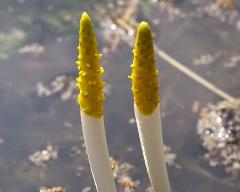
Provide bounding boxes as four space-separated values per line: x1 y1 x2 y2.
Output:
80 111 117 192
134 104 171 192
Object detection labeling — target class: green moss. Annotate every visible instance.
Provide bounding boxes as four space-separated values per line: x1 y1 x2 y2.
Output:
0 29 26 59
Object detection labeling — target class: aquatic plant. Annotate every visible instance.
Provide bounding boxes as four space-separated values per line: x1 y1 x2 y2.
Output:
77 11 171 191
129 22 171 192
76 12 117 192
0 28 26 59
0 0 111 61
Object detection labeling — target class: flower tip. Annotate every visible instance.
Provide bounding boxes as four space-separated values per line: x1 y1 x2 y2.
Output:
82 11 89 17
81 12 91 23
138 21 150 31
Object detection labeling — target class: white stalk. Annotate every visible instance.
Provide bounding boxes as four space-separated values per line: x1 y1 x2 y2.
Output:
134 103 171 192
80 111 117 192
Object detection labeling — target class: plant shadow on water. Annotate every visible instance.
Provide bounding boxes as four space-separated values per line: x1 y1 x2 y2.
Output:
0 0 240 191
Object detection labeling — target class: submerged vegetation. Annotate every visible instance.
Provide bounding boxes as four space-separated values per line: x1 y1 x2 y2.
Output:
0 0 108 59
197 99 240 176
0 0 240 60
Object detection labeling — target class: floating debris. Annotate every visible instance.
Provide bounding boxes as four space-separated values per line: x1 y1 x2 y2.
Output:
110 157 139 191
75 165 85 177
128 118 136 124
126 146 134 152
224 54 240 68
197 99 240 175
147 0 240 30
70 145 83 157
192 100 201 113
163 145 180 169
193 52 221 66
100 17 135 51
192 1 240 29
148 0 186 21
117 176 140 192
18 43 45 56
36 73 77 101
29 144 58 167
35 73 111 102
39 187 65 192
81 186 91 192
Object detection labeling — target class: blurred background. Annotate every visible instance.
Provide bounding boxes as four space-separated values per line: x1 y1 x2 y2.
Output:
0 0 240 191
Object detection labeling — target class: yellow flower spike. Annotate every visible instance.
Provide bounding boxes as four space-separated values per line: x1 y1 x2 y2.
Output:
130 23 171 192
130 22 160 115
76 12 105 118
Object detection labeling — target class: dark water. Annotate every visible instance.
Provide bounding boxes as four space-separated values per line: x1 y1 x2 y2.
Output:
0 0 240 191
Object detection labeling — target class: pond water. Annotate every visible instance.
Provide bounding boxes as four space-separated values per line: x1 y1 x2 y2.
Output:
0 0 240 191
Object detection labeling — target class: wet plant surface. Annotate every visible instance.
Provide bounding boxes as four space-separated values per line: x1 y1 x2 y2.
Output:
0 0 240 191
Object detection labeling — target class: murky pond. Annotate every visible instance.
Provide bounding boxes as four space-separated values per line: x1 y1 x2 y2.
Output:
0 0 240 191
